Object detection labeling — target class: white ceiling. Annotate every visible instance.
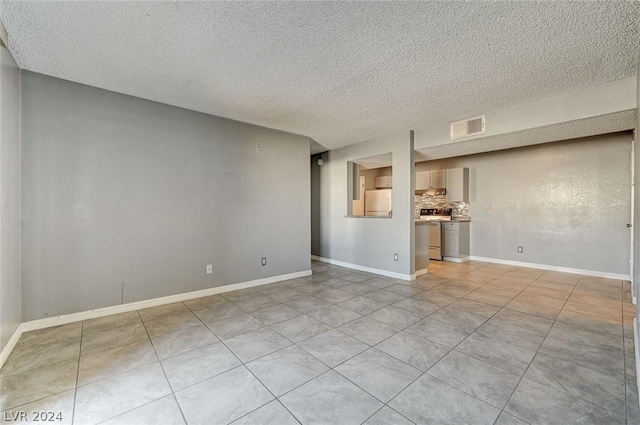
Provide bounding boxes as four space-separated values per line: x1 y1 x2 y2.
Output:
2 2 639 153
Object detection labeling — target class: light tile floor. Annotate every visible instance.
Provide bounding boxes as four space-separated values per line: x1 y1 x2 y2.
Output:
1 260 638 424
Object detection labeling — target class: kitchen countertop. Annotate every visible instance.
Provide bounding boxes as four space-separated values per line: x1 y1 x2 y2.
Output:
415 217 471 224
345 215 392 219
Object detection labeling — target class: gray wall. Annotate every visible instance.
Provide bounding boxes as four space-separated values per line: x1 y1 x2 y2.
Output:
0 46 21 350
311 131 415 276
21 71 311 321
417 132 633 275
635 61 639 315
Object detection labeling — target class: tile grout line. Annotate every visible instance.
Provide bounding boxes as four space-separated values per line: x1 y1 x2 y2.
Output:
136 308 190 425
498 273 613 423
70 320 84 425
181 295 306 424
407 267 572 420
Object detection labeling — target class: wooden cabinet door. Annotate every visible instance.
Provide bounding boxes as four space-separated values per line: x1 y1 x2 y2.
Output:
416 171 430 190
443 231 459 257
431 170 446 188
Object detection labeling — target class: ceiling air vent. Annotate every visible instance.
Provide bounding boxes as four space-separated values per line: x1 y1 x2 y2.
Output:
450 115 485 140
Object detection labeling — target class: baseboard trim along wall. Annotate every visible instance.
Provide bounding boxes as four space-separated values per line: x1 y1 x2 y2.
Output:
415 269 428 277
0 269 311 369
311 255 414 281
442 256 470 263
469 256 631 281
634 318 640 409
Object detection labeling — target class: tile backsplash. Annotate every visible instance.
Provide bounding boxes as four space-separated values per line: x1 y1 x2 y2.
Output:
415 194 470 217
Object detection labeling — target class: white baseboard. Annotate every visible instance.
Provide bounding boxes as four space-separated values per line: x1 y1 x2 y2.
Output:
0 269 311 369
415 269 428 277
0 324 24 370
634 318 640 410
443 256 470 263
311 255 413 281
469 256 631 280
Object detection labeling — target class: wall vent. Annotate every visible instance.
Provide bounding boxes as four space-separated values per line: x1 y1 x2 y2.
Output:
450 115 485 140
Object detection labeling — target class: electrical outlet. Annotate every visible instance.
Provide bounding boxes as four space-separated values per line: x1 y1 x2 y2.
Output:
517 246 523 253
255 144 262 153
393 253 399 261
206 264 213 274
261 257 267 266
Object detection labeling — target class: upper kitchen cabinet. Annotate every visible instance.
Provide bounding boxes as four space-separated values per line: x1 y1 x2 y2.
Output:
431 170 446 188
446 168 469 202
416 170 445 190
374 175 392 188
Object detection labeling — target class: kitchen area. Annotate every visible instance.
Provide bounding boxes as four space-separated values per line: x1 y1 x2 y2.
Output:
350 154 471 276
414 166 471 275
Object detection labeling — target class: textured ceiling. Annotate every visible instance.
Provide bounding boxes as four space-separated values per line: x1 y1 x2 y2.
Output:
2 1 639 151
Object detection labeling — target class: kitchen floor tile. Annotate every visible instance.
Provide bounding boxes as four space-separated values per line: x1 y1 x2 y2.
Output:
391 298 440 316
0 359 78 410
505 378 625 425
314 288 357 303
494 412 528 425
280 370 383 425
385 284 426 297
205 312 264 340
246 345 329 396
78 338 157 386
1 390 75 425
73 362 171 425
175 366 273 425
190 300 245 322
271 315 331 343
161 342 241 391
389 374 500 425
405 317 471 348
428 350 521 408
251 304 302 325
149 322 219 359
506 292 566 320
363 406 413 425
15 322 82 349
100 395 185 425
230 295 282 313
538 335 625 378
338 317 399 345
232 400 299 425
338 296 387 315
223 328 292 363
298 329 369 367
142 310 202 338
335 348 421 402
524 352 625 412
412 291 458 307
375 331 450 371
285 295 333 313
341 282 379 295
1 337 80 376
138 302 190 322
80 321 150 356
364 289 407 305
428 306 488 331
83 312 141 335
306 305 362 327
367 306 422 329
456 331 536 375
363 277 401 289
448 298 501 317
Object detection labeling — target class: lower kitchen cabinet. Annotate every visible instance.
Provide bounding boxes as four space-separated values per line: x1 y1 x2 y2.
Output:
442 221 470 262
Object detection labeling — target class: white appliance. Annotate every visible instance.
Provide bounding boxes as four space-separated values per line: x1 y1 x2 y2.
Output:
365 189 392 216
